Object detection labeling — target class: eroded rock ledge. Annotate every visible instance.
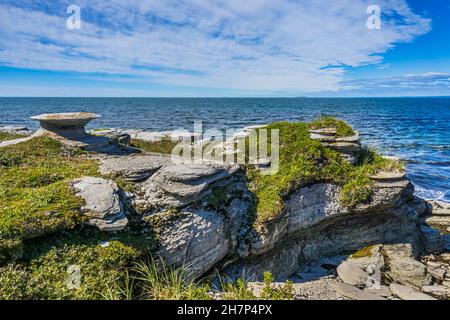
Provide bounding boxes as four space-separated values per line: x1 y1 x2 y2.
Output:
2 116 448 300
91 126 448 285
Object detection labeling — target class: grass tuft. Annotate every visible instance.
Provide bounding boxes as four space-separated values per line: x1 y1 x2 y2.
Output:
130 136 179 154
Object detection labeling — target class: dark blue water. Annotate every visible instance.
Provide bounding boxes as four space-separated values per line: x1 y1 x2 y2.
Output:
0 97 449 202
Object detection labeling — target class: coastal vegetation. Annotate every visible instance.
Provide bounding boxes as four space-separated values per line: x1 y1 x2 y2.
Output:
0 117 404 299
0 132 26 142
130 136 178 154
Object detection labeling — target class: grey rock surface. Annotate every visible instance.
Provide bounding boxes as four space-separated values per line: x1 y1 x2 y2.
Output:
71 177 128 232
147 209 230 279
99 154 169 181
383 243 432 289
138 162 240 211
336 261 369 287
286 183 347 233
333 282 386 300
389 284 437 300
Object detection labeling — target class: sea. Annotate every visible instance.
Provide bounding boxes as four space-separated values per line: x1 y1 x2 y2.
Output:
0 97 449 203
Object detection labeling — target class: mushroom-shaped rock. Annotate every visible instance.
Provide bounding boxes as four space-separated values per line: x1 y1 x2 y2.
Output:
31 112 100 140
71 177 128 232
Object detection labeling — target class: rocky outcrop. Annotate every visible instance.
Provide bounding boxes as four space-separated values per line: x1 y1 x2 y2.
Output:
69 122 448 291
309 128 360 164
383 243 432 289
71 177 128 232
224 172 419 280
146 209 231 278
137 162 240 211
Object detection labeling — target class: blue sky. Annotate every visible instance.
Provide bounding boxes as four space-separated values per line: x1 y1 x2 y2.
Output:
0 0 449 97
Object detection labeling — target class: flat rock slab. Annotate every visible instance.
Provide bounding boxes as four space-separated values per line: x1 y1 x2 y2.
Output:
389 284 437 300
309 128 337 136
425 216 450 226
422 285 450 298
369 171 406 181
429 201 450 216
333 282 386 300
99 154 170 181
365 285 392 297
71 177 128 232
337 261 369 287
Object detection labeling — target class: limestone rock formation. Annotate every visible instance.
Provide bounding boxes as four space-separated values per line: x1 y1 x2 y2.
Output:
309 128 360 164
71 177 128 232
336 261 369 287
136 162 240 211
146 209 231 279
383 243 432 289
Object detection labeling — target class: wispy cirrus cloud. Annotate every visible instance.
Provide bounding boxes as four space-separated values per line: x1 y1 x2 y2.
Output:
319 72 450 96
0 0 432 94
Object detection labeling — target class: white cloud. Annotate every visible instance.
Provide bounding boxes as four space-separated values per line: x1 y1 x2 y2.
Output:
0 0 431 93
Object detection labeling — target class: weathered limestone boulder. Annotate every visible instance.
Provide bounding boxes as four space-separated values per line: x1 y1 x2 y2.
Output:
29 113 137 154
137 162 240 211
347 245 385 270
31 112 99 140
146 209 231 279
336 261 369 287
389 284 437 300
71 177 128 232
383 243 432 289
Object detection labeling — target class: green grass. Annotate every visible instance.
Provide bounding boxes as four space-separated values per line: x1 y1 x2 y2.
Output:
219 271 294 300
130 136 179 154
246 118 403 225
0 137 99 247
132 259 212 300
0 235 141 299
0 132 27 142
